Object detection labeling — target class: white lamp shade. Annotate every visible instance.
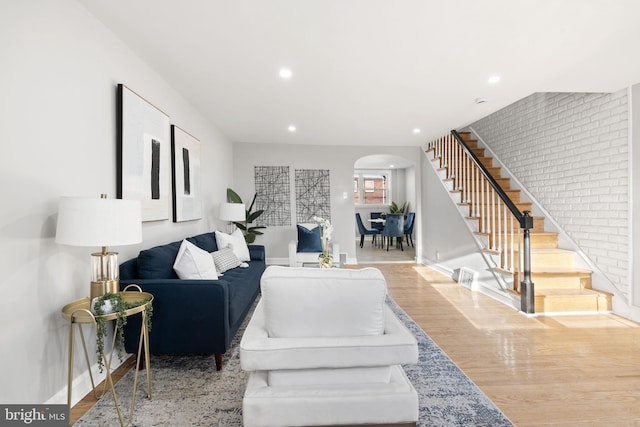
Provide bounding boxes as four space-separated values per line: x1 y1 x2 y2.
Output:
55 197 142 247
218 202 246 221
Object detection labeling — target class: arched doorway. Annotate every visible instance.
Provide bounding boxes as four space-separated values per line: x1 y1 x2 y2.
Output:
354 154 417 263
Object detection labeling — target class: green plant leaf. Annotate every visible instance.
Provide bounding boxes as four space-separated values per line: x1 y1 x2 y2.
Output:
227 188 243 204
248 193 257 212
232 221 247 230
247 209 264 222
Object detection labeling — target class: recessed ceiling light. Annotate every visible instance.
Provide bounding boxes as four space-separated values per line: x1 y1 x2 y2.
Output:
390 164 395 168
413 128 421 134
488 75 501 84
279 68 292 79
288 125 296 132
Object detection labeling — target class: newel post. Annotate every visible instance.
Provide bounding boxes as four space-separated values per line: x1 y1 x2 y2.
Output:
520 211 535 313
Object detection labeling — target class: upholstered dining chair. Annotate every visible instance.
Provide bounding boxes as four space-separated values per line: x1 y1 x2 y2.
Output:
404 212 415 247
370 212 385 232
355 213 381 248
381 213 404 251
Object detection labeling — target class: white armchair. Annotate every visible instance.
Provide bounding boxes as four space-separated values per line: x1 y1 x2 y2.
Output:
289 223 339 267
240 266 419 427
288 240 340 267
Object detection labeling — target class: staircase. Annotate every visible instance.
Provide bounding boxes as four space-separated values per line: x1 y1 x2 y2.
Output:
426 131 612 314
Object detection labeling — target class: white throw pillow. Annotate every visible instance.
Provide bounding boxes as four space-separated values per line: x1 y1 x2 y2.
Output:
215 229 251 262
173 239 219 280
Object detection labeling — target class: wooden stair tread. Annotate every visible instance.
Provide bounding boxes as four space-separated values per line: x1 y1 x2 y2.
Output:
530 267 592 274
528 248 572 254
535 288 612 297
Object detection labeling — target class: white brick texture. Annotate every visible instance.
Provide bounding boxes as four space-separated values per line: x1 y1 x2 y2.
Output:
469 91 629 294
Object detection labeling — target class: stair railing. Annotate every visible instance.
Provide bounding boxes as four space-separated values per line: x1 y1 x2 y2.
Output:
427 130 535 313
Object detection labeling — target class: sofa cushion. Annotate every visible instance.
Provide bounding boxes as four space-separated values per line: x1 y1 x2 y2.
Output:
260 266 387 338
173 239 219 280
215 229 251 262
137 241 181 279
296 224 322 252
187 232 218 253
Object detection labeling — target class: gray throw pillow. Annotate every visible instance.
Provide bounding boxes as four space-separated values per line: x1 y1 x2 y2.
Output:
211 247 242 273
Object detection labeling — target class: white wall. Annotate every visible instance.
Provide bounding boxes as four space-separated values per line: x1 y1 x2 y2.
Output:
0 0 233 404
232 143 422 264
420 155 497 287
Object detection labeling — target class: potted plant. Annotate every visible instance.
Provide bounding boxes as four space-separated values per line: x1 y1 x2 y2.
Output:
227 188 266 243
313 216 334 268
92 293 153 373
389 201 408 215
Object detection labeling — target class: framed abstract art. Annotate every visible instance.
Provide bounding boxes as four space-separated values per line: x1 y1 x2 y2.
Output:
116 84 171 222
171 125 202 222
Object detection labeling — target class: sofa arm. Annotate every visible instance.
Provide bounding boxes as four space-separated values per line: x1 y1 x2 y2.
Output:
249 245 265 261
240 301 417 371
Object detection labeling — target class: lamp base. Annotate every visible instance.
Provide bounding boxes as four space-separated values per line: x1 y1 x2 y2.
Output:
90 280 120 301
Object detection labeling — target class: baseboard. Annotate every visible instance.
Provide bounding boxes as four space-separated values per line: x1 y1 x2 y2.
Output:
46 354 129 406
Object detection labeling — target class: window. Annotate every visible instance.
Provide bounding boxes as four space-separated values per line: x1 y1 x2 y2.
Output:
364 180 375 193
354 171 390 205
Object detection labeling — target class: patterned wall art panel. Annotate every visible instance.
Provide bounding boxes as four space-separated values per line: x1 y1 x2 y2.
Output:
295 169 331 223
254 166 291 226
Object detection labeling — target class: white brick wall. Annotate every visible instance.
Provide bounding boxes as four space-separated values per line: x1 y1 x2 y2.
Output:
469 90 629 294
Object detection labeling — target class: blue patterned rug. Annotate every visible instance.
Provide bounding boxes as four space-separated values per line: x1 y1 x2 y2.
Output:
76 298 513 426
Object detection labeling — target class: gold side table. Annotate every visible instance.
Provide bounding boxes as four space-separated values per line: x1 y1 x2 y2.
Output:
62 286 153 427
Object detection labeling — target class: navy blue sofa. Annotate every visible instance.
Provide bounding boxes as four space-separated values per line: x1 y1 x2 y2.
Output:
119 232 265 370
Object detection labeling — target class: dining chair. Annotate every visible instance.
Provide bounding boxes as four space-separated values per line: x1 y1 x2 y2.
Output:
381 213 404 251
355 213 380 248
369 212 385 232
404 212 415 247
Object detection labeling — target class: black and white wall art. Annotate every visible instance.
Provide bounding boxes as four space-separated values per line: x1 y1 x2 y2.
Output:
295 169 331 222
171 125 201 222
117 84 171 221
254 166 291 226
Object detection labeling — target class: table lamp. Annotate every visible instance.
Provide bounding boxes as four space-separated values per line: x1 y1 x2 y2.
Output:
56 194 142 300
218 202 246 233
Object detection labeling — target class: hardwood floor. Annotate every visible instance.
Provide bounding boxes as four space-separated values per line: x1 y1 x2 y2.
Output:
72 263 640 426
370 263 640 426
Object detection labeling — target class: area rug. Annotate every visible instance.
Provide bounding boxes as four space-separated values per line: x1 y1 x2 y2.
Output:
76 298 513 426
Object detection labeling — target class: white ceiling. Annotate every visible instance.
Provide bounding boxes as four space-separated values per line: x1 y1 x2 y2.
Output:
79 0 640 147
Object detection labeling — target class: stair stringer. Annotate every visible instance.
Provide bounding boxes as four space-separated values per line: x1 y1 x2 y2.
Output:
423 151 521 310
466 126 632 314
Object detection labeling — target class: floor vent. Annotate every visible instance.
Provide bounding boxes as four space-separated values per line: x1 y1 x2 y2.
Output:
457 267 477 290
